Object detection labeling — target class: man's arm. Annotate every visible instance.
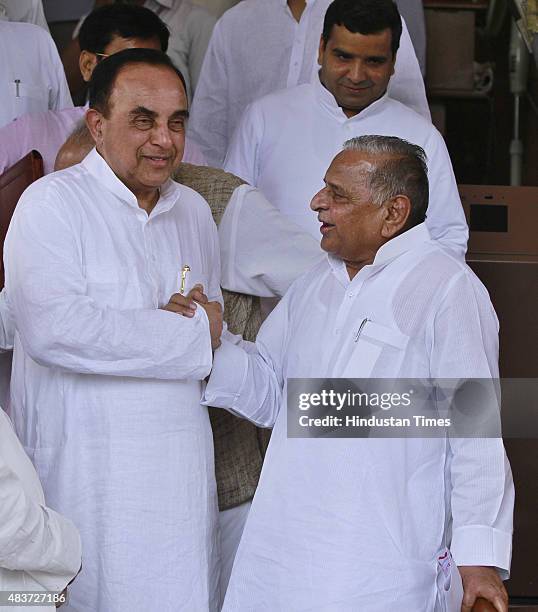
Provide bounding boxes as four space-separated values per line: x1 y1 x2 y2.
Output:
0 441 81 592
425 128 469 257
5 191 213 380
39 28 73 112
187 19 231 167
219 185 323 298
431 270 513 611
223 100 263 185
203 287 293 427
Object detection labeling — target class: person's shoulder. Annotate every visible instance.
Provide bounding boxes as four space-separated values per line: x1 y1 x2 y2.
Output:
249 83 313 116
17 164 88 213
174 181 215 222
383 97 435 130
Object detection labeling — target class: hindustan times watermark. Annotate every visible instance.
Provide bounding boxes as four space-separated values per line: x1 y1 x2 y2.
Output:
287 378 538 438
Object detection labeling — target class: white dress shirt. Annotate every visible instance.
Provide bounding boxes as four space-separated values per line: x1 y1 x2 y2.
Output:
0 0 49 31
204 224 514 611
5 148 221 612
188 0 430 167
0 21 72 129
224 80 468 265
0 409 81 612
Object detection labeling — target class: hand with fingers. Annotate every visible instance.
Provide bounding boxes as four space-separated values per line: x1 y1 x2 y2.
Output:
459 566 508 612
161 284 208 318
161 285 223 349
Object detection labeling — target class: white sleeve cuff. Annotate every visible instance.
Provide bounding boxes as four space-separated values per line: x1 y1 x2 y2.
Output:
202 339 249 409
451 525 512 579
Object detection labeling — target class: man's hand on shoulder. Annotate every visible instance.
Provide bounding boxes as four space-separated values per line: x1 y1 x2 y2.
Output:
459 566 508 612
161 285 222 349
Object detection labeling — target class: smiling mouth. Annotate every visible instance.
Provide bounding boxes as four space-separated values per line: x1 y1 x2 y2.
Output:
143 156 171 166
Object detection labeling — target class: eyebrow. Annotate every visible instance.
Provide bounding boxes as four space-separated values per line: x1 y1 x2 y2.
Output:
128 106 190 120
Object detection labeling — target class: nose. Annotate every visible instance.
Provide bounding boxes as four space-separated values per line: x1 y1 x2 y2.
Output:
347 59 367 84
311 186 329 211
150 123 173 149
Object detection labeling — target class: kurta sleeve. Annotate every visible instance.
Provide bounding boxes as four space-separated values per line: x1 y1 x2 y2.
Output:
219 185 323 297
424 128 469 257
387 18 430 120
188 19 231 167
40 28 73 112
0 452 81 592
223 101 263 186
4 192 213 381
430 270 514 577
203 287 293 427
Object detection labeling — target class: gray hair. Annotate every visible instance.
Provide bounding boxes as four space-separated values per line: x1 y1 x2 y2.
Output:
343 135 429 228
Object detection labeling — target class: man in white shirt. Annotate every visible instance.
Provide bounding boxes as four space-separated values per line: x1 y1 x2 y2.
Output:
0 3 204 175
221 0 468 302
0 20 72 128
5 49 223 612
204 135 514 612
188 0 429 167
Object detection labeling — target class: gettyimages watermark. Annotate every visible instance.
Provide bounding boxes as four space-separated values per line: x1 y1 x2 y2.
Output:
287 378 538 438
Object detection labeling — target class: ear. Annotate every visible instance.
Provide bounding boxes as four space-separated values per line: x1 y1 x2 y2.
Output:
85 108 104 146
381 194 411 239
79 50 98 83
317 35 326 66
390 51 397 77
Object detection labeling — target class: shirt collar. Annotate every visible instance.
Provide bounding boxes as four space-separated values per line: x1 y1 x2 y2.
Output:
81 147 180 215
313 74 390 122
327 223 431 283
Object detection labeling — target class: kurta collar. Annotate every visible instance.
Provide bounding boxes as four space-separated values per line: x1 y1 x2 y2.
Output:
314 74 390 122
81 147 180 216
328 223 431 285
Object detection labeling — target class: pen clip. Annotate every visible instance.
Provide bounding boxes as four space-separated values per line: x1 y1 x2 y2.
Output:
354 318 369 342
14 79 20 98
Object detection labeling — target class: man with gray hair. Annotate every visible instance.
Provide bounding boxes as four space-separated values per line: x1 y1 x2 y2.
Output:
204 136 514 611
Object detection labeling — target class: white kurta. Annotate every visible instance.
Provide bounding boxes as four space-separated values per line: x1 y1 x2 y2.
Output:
188 0 429 167
224 80 468 261
0 409 81 612
5 148 221 612
204 224 514 611
0 21 72 129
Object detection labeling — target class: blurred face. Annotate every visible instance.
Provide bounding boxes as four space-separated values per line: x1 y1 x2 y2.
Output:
318 25 395 117
79 35 162 82
310 150 388 276
87 63 187 206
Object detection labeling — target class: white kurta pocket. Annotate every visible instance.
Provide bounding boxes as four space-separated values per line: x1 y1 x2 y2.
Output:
337 321 409 378
435 549 464 612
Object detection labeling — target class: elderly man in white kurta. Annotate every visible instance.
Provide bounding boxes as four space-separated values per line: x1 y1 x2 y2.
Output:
204 136 514 612
188 0 429 167
222 0 468 296
5 49 223 612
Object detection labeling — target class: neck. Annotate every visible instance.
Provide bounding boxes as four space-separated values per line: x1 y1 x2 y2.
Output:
136 188 160 214
288 0 307 22
344 255 375 280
